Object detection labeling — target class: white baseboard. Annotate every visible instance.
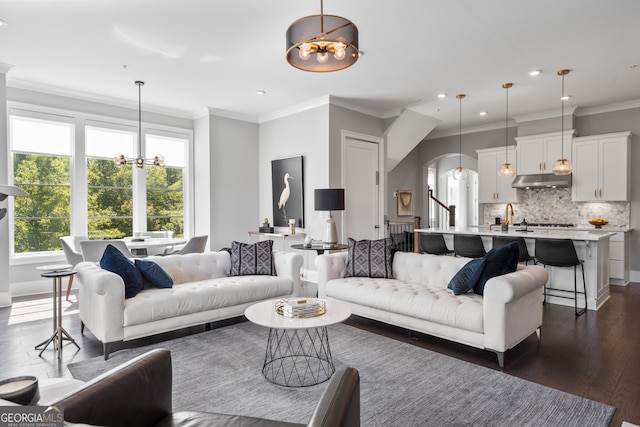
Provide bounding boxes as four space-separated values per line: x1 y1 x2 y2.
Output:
10 279 61 299
630 270 640 283
0 291 11 308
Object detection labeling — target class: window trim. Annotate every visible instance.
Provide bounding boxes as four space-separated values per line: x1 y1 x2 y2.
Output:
7 101 194 263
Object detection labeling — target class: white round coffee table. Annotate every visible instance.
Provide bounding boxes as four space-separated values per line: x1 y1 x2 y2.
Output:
245 298 351 387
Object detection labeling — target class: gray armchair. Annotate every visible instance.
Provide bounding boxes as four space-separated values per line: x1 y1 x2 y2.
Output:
53 349 360 427
80 239 135 262
60 236 87 300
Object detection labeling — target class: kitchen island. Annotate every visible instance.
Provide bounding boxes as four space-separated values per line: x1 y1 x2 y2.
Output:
414 227 614 311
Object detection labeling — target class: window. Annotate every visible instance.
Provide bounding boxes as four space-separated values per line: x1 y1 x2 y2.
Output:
145 133 186 237
8 106 192 257
10 113 73 253
86 126 135 239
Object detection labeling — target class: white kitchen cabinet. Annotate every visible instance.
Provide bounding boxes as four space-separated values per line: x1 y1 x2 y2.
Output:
608 231 629 285
477 146 519 203
515 130 575 175
571 132 631 202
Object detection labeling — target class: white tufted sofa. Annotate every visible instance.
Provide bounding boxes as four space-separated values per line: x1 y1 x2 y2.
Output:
76 250 303 359
315 251 548 367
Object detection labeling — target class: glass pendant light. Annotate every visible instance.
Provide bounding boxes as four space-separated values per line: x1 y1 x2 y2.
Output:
453 94 467 180
498 83 516 177
552 69 573 175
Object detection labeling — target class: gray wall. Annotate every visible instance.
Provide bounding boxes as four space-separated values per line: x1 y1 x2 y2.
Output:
194 113 260 251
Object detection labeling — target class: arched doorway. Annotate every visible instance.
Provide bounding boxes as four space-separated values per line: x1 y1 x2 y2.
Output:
424 153 478 229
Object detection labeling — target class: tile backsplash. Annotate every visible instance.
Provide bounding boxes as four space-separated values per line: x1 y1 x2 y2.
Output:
483 187 630 228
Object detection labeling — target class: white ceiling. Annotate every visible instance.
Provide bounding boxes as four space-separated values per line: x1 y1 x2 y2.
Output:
1 0 639 137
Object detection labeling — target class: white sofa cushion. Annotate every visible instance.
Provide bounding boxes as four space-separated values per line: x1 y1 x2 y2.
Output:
391 252 471 289
325 277 484 333
124 275 292 327
147 252 229 284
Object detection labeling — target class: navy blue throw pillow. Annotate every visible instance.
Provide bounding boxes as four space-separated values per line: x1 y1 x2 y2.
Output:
135 259 173 289
473 242 519 296
447 258 486 295
99 244 144 299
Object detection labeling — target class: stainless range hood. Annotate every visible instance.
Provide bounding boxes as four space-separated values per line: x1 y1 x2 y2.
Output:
511 173 571 189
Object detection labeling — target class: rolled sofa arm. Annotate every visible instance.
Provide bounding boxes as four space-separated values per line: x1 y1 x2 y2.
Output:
76 261 126 343
483 265 548 353
273 250 304 293
308 366 360 427
315 252 348 298
53 349 172 427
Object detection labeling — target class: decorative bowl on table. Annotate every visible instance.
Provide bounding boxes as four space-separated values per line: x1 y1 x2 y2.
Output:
588 219 608 229
0 376 39 405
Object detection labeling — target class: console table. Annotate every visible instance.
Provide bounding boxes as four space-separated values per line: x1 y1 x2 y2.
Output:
247 231 305 251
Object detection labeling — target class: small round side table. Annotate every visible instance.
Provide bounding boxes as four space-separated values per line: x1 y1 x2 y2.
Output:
35 267 80 359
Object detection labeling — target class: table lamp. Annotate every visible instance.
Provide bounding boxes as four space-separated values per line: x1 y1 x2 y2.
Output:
314 189 345 246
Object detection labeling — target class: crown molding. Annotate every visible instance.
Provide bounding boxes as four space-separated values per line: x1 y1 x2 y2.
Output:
7 78 193 119
426 119 516 140
194 106 258 123
513 105 578 123
0 62 14 75
575 99 640 116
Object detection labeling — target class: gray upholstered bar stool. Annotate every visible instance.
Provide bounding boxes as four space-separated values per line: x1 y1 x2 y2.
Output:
420 233 454 255
492 236 535 265
453 234 486 258
534 238 586 316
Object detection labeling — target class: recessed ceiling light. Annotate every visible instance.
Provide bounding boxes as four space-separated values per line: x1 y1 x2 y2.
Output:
529 70 541 76
479 111 488 116
437 93 447 99
0 19 8 27
122 65 128 70
561 95 571 101
256 90 266 95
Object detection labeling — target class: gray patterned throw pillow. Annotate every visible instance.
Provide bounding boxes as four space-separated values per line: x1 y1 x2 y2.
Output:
230 240 276 276
344 237 393 278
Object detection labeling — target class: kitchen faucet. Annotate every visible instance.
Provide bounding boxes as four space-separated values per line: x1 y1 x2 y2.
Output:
504 203 514 224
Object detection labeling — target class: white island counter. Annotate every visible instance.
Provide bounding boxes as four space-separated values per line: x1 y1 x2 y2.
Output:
414 227 614 311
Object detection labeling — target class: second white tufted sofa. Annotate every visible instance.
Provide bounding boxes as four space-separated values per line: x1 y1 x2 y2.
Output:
76 250 303 359
315 251 548 367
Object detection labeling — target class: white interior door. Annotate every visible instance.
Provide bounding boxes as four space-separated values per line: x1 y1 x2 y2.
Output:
343 136 380 241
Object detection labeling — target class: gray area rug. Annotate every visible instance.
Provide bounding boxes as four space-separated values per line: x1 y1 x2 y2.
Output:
68 322 615 426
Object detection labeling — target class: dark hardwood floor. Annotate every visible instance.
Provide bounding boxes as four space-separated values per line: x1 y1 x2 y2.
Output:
2 284 639 426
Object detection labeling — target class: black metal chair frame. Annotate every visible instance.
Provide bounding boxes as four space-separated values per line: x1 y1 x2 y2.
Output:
535 239 586 316
492 235 535 265
420 233 454 255
453 234 486 258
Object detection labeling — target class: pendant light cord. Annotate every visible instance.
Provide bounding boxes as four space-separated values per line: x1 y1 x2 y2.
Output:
458 95 462 169
560 73 565 159
505 85 509 162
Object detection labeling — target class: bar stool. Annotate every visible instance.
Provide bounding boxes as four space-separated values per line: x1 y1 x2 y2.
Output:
420 233 454 255
534 238 586 316
492 236 535 265
453 234 486 258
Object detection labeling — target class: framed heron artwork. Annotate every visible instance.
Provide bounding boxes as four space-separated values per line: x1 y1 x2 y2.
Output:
271 155 304 228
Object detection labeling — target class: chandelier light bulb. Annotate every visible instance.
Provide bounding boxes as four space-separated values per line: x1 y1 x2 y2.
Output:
153 154 165 169
317 51 329 63
299 43 311 60
334 40 346 60
114 153 126 168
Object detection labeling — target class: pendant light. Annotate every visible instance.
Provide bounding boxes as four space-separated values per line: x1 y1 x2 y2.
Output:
498 83 516 177
452 94 467 180
286 0 359 72
552 69 572 175
114 81 165 169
